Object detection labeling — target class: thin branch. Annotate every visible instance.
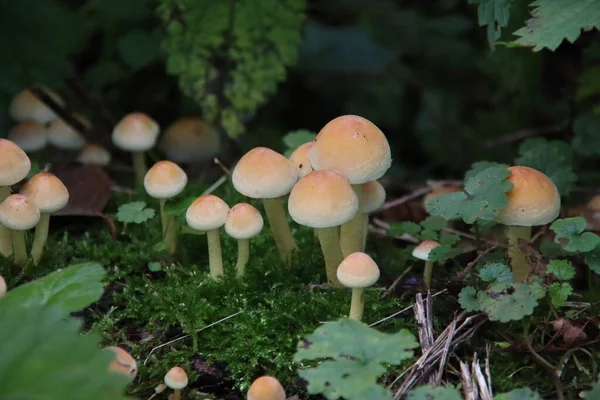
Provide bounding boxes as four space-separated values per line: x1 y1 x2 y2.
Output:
482 119 569 149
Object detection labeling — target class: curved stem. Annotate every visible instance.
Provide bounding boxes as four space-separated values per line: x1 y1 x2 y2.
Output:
0 186 12 257
235 239 250 279
132 151 147 187
160 199 177 254
30 213 50 265
262 197 297 262
423 260 434 290
507 225 532 282
12 230 27 266
206 229 223 280
340 184 363 257
349 288 365 321
315 227 344 288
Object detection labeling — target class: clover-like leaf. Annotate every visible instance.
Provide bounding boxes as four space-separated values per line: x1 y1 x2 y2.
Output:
479 262 513 284
282 130 317 157
548 282 573 308
480 284 538 322
439 234 461 247
407 385 462 400
388 222 421 237
494 387 542 400
546 259 575 281
464 161 509 181
550 217 600 253
428 245 462 262
294 318 418 400
116 201 156 224
420 216 448 231
528 277 547 300
458 286 480 312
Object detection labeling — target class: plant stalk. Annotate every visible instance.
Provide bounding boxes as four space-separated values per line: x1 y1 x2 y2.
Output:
12 230 27 266
315 226 344 288
30 212 50 265
206 229 223 280
235 239 250 279
507 225 532 282
340 184 363 257
0 186 12 257
262 197 297 262
160 199 177 254
132 151 147 187
423 260 434 290
173 389 181 400
349 288 365 321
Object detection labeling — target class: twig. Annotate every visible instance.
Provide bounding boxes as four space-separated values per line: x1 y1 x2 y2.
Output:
442 227 502 246
369 289 447 327
213 157 231 175
28 87 92 138
455 245 498 281
371 218 419 243
201 175 228 196
482 120 569 149
523 330 565 400
380 186 432 211
381 265 414 299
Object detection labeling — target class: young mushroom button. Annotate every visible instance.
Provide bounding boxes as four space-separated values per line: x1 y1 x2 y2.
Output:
0 274 6 297
8 121 48 153
159 118 220 164
225 203 264 279
77 144 112 166
9 87 64 124
412 240 440 290
336 252 381 321
288 142 314 178
47 114 89 150
0 194 40 266
359 180 386 250
247 376 286 400
164 366 188 400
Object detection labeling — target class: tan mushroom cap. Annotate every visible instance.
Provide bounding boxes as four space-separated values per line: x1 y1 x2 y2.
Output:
288 170 358 228
186 194 230 231
9 87 65 124
361 180 386 213
587 195 600 212
423 184 463 209
7 121 47 152
289 142 314 178
495 166 561 227
0 275 6 297
412 240 440 261
112 112 160 152
232 147 298 199
159 118 220 163
310 115 392 184
164 366 188 390
0 139 31 186
0 194 40 230
20 172 69 213
247 376 286 400
47 114 89 150
144 161 188 199
336 252 380 288
225 203 264 239
105 346 138 379
77 144 111 166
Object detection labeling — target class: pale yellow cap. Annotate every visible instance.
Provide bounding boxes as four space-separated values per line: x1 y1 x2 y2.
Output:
9 87 65 124
144 161 188 199
310 115 391 184
0 140 31 186
164 366 188 390
247 376 286 400
288 170 358 228
159 118 220 163
112 112 160 152
495 166 561 226
105 346 138 380
361 180 386 213
20 172 69 213
336 252 380 288
77 144 111 166
8 121 47 152
289 142 314 178
47 114 89 150
0 275 6 297
412 240 440 261
186 194 230 231
0 194 40 230
225 203 264 239
232 147 298 198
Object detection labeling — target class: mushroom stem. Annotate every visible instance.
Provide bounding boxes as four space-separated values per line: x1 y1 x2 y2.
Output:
206 229 224 279
340 184 364 257
349 288 365 321
0 187 12 257
262 197 297 262
423 260 434 290
159 199 177 254
315 227 344 288
132 151 147 187
235 239 250 279
361 213 369 251
173 389 181 400
30 212 50 265
507 225 532 282
11 230 27 266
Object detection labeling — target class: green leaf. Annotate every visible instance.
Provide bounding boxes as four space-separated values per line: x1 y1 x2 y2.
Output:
420 216 448 231
116 201 156 224
464 161 509 181
528 277 547 300
428 245 462 262
117 29 161 70
582 380 600 399
468 0 511 49
282 129 317 157
550 217 600 253
439 234 461 247
584 245 600 273
513 0 600 52
294 318 418 400
573 113 600 157
546 259 575 281
0 262 106 315
548 282 573 308
407 385 462 400
479 262 513 284
480 283 538 322
389 222 422 237
494 387 542 400
148 262 162 272
458 286 481 312
576 66 600 102
0 306 130 400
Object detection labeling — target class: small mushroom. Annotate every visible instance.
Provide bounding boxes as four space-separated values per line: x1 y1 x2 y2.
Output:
224 203 264 279
9 86 64 124
186 195 230 279
159 118 220 164
164 366 188 400
412 240 440 290
0 274 6 297
105 346 138 381
77 143 111 166
7 121 48 153
247 376 286 400
0 194 40 265
336 252 380 321
359 180 386 250
47 114 89 150
288 141 314 178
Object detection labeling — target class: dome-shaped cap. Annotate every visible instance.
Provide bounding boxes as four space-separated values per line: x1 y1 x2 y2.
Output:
47 114 89 150
310 115 391 184
77 144 111 166
232 147 298 199
336 252 380 288
0 194 40 230
289 142 314 178
112 112 160 152
0 139 31 186
225 203 264 239
495 166 561 227
0 275 6 297
412 240 440 261
105 346 138 379
288 170 358 228
159 118 220 163
20 172 69 213
186 194 230 231
587 195 600 212
164 366 188 390
144 161 188 199
8 121 47 152
9 87 65 124
247 376 286 400
361 181 386 213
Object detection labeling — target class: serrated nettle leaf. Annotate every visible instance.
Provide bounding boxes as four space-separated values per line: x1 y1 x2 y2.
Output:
388 221 422 237
480 283 538 322
468 0 511 48
546 259 575 281
494 387 542 400
439 234 461 247
116 201 156 224
419 229 439 241
407 385 462 400
464 161 509 181
427 192 467 221
428 245 462 262
479 262 513 284
458 286 480 312
548 282 573 308
420 216 448 231
550 217 600 252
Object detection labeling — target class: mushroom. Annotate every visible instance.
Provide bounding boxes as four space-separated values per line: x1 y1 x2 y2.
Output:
77 143 111 166
495 166 561 282
9 86 64 124
47 114 89 150
310 115 391 257
112 112 160 185
7 121 48 153
224 203 264 279
588 195 600 212
0 141 31 258
159 118 220 163
0 274 6 297
360 180 386 250
232 147 298 262
336 252 381 321
186 195 230 279
19 172 69 264
412 240 441 290
164 366 188 400
105 346 138 380
288 170 358 287
288 141 314 178
144 161 188 254
247 376 286 400
0 194 40 265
